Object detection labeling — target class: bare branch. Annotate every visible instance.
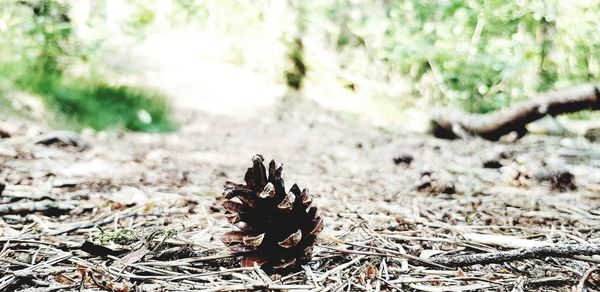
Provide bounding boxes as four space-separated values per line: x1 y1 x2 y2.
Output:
432 84 600 140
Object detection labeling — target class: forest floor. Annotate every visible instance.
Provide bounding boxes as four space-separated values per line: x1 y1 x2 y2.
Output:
1 92 600 291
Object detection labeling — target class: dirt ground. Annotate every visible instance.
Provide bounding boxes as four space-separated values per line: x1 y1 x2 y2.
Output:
1 93 600 291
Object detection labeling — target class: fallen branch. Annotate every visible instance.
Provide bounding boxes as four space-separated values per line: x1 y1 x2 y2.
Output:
431 243 600 267
432 84 600 140
0 199 76 216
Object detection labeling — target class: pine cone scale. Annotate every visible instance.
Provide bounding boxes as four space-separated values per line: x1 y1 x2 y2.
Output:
244 168 255 190
268 160 277 181
259 182 276 198
236 194 258 209
241 254 268 267
278 229 302 248
221 201 247 213
223 181 253 198
298 188 312 207
277 192 295 210
224 213 241 224
221 231 244 244
308 217 324 236
242 233 265 247
251 155 268 191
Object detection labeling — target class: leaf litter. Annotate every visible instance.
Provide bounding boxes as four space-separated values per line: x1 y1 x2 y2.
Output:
0 98 600 291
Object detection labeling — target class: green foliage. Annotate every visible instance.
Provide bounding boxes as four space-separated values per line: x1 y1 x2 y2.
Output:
28 0 73 76
170 0 210 24
23 76 176 132
0 0 74 77
124 1 157 36
0 0 175 132
97 228 139 246
318 0 600 113
0 86 9 112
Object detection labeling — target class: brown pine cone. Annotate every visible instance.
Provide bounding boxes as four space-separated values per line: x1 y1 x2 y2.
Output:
221 154 323 272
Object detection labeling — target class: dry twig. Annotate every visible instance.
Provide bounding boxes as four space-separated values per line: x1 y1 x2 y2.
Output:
432 243 600 267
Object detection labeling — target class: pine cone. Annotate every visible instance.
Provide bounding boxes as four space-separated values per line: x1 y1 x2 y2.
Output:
221 154 323 271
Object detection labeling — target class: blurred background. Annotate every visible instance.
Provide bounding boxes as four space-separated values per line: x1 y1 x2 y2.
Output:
1 0 599 133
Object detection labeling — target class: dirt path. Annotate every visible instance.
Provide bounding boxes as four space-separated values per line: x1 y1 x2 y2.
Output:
2 90 600 290
125 27 285 115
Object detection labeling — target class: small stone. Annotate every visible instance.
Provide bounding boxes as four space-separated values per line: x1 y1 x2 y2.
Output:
584 127 600 142
550 171 576 192
393 154 413 165
483 159 503 169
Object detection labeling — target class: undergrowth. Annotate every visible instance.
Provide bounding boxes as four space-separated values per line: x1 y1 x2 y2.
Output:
0 0 175 133
17 75 176 133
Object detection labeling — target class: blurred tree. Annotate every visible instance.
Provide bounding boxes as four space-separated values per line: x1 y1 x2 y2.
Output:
316 0 600 113
23 0 73 77
285 37 307 90
0 0 175 132
284 0 307 90
0 0 74 85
